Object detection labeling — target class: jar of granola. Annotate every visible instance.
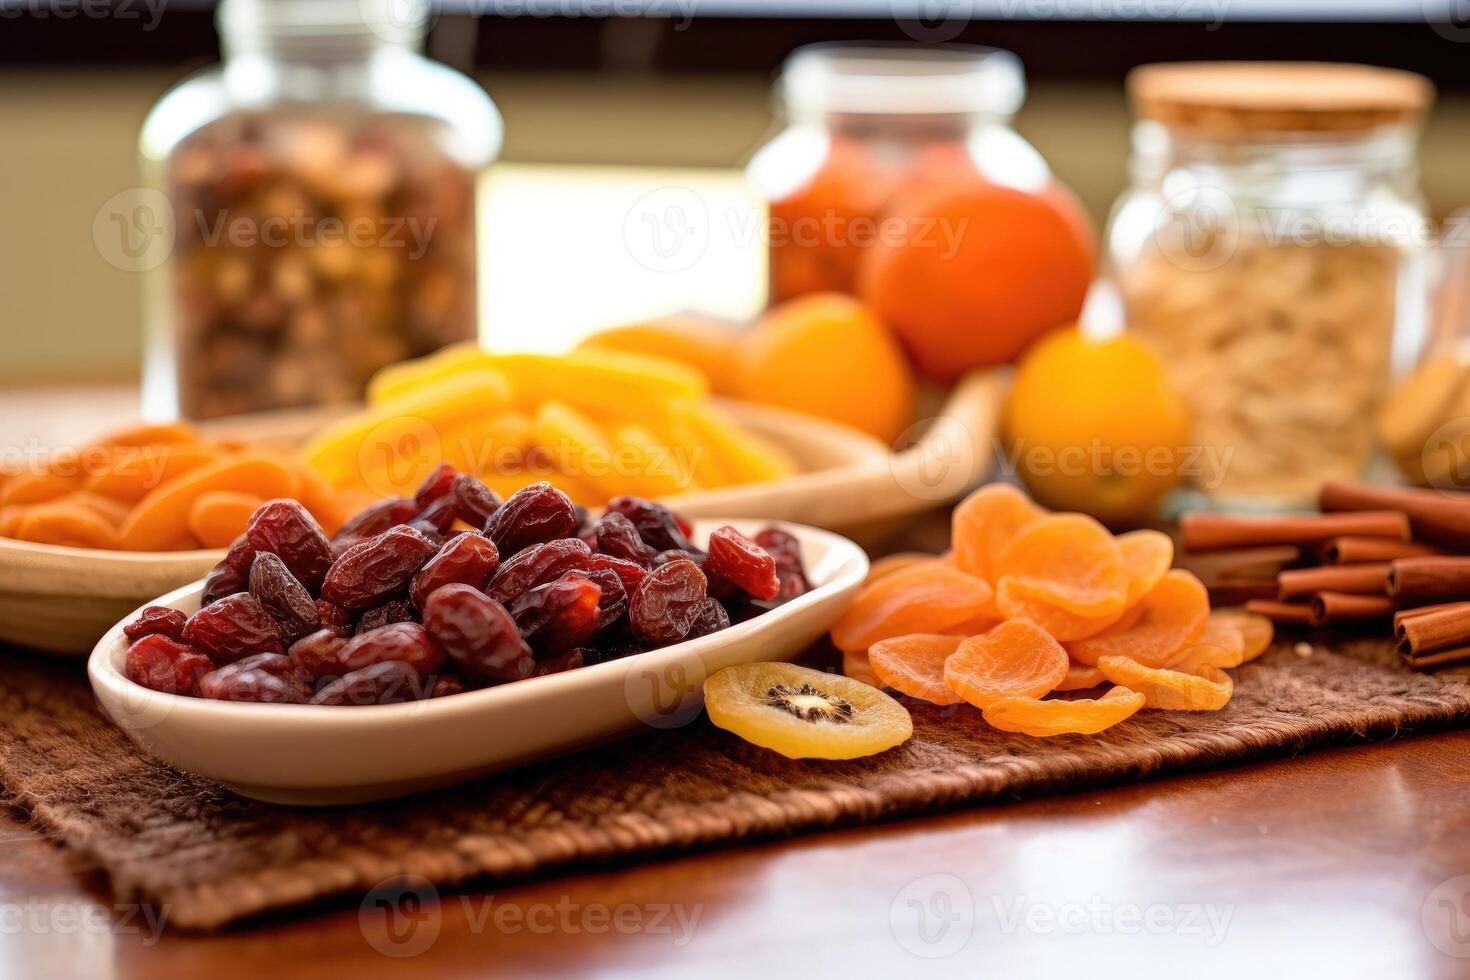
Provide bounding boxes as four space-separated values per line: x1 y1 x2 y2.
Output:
140 0 501 419
1106 62 1433 507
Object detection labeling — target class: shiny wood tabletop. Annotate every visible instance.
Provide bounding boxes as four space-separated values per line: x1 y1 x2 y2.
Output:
2 391 1470 976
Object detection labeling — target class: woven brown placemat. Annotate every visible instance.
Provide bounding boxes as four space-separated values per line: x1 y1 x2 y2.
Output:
1 641 1467 931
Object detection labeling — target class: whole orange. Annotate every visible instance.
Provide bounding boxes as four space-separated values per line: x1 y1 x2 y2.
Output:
735 293 915 444
1004 328 1190 526
856 178 1095 380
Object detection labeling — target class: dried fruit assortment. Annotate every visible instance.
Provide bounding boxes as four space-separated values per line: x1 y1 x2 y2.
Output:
302 345 796 508
828 483 1273 738
0 422 344 550
120 471 811 706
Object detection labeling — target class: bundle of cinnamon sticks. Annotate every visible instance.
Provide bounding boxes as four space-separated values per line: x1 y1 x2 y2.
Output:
1177 482 1470 671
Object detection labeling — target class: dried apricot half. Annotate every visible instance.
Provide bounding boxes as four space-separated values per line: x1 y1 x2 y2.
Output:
1066 569 1209 667
868 633 965 705
1095 655 1233 711
997 513 1128 617
1116 529 1173 604
943 619 1069 709
981 687 1145 737
704 662 913 760
994 578 1126 642
842 649 881 688
1208 609 1274 662
1166 616 1245 672
866 552 938 586
829 564 994 653
952 483 1044 582
1053 662 1106 691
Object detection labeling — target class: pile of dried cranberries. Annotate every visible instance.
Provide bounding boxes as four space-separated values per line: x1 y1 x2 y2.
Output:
121 466 809 705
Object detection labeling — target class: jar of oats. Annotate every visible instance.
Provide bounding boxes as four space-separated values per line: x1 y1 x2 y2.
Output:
1107 62 1434 507
139 0 501 419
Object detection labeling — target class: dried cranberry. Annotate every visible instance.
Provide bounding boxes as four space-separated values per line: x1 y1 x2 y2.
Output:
288 628 349 682
410 532 500 608
606 496 691 552
414 462 459 508
531 649 585 677
652 548 706 570
355 599 416 634
705 526 781 601
421 583 533 683
249 552 320 641
309 661 424 706
428 674 465 698
315 599 353 631
483 482 577 556
243 499 334 590
755 527 810 599
182 593 286 664
339 622 445 677
201 561 247 607
199 653 306 701
686 597 731 639
510 573 602 654
333 497 419 542
587 553 648 594
124 635 212 695
320 524 437 610
124 605 187 643
628 559 707 646
198 666 301 703
452 474 501 528
484 537 591 605
595 512 656 564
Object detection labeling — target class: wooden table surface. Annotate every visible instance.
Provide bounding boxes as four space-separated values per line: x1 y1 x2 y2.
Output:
3 390 1470 977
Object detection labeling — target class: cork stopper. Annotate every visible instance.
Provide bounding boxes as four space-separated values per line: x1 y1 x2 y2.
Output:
1127 62 1434 135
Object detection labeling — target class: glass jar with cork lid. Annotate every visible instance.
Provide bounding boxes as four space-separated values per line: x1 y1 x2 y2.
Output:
1106 62 1434 508
140 0 501 419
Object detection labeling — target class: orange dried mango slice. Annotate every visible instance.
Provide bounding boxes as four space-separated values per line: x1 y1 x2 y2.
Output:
188 491 267 549
1066 569 1209 667
118 456 298 552
1208 608 1274 663
1117 529 1173 604
829 564 994 653
1166 616 1246 672
1095 655 1233 711
1053 662 1106 692
994 578 1127 642
943 619 1069 709
14 501 121 549
868 633 965 705
84 444 224 503
952 483 1044 582
1 471 83 507
997 513 1128 617
982 686 1145 737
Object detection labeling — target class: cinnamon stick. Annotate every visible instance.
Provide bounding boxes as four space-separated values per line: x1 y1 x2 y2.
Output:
1320 536 1443 565
1245 599 1314 625
1403 645 1470 671
1386 556 1470 601
1394 601 1470 633
1277 563 1389 601
1395 600 1470 655
1309 592 1397 626
1180 511 1409 552
1320 482 1470 551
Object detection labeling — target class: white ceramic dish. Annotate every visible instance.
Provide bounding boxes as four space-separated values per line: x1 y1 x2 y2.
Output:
88 519 868 806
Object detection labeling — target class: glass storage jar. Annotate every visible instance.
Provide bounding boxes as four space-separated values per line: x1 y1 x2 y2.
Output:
747 42 1073 305
140 0 502 419
1107 62 1434 508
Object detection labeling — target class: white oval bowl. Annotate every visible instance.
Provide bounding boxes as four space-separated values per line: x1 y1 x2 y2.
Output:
88 520 868 806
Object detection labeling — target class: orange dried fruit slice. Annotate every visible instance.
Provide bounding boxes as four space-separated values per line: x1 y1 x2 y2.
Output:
994 578 1127 642
952 483 1044 582
998 513 1128 617
981 687 1145 737
704 662 913 760
1053 662 1106 691
1066 569 1209 667
943 619 1069 709
940 612 1003 637
1166 617 1246 672
842 649 881 688
868 633 965 705
829 563 994 652
1208 608 1274 663
1095 655 1233 711
1116 529 1173 604
866 552 939 586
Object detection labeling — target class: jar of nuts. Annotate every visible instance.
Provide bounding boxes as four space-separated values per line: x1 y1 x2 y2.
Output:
1106 62 1434 507
140 0 501 419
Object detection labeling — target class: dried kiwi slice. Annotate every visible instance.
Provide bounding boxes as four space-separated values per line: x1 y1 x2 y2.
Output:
703 662 913 760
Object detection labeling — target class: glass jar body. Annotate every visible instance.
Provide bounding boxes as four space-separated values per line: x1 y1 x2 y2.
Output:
1105 123 1428 507
140 44 502 419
